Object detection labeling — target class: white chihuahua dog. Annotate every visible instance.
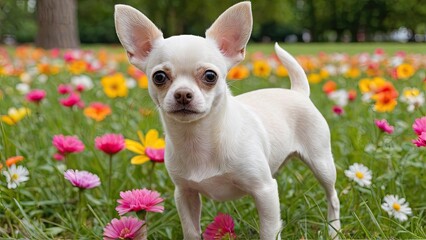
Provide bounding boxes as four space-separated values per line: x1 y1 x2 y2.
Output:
115 2 340 239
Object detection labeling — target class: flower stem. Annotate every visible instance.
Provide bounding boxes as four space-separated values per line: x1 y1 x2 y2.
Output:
108 154 113 217
148 162 155 188
78 189 84 226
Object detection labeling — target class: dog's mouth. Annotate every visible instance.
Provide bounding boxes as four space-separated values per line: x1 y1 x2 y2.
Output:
168 107 202 115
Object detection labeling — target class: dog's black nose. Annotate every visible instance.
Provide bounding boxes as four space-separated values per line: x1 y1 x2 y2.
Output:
174 88 193 105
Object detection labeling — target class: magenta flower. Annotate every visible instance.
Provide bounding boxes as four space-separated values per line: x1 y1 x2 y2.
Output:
375 119 394 134
332 105 344 116
413 132 426 147
64 169 101 189
412 116 426 136
103 216 144 240
58 84 73 95
26 89 46 104
203 213 236 240
116 188 164 215
59 92 82 107
95 133 125 155
145 148 165 163
52 134 85 160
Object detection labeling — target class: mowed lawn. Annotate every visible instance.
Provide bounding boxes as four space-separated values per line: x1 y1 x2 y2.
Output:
1 42 426 239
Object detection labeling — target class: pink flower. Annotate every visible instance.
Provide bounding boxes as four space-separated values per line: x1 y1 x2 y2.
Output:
412 116 426 136
413 132 426 147
332 105 344 116
59 92 81 107
95 133 125 155
116 188 164 215
64 169 101 189
52 135 85 160
375 119 394 134
145 148 165 163
26 89 46 104
103 216 144 240
58 84 73 95
203 213 236 240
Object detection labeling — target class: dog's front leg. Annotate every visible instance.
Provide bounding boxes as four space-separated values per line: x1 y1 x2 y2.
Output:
175 186 202 239
252 178 282 240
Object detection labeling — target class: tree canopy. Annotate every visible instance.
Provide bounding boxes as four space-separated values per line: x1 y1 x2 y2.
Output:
1 0 425 44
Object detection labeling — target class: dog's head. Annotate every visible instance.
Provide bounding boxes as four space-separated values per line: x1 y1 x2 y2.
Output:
114 2 252 123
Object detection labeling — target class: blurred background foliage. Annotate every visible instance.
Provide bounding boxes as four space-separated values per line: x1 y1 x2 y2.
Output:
1 0 426 44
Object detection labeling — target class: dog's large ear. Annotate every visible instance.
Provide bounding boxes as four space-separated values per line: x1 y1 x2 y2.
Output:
114 5 163 70
206 1 252 68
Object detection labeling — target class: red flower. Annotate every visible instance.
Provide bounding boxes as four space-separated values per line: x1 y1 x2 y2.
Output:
412 116 426 136
375 119 394 134
26 89 46 104
95 133 125 155
332 105 344 116
58 84 73 95
103 216 144 240
413 132 426 147
59 92 82 107
52 135 85 160
116 188 164 215
203 213 236 240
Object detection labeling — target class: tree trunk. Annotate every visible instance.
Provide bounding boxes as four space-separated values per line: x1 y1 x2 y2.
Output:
35 0 79 49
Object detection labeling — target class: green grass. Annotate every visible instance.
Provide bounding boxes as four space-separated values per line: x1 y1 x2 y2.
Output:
1 43 426 239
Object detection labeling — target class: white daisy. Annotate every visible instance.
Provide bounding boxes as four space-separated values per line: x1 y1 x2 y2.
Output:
328 89 349 107
2 164 29 189
381 195 412 222
71 75 94 90
344 163 372 187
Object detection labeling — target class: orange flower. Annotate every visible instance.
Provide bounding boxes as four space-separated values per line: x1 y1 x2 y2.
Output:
308 73 322 84
37 63 60 75
84 102 112 121
323 80 337 94
275 65 288 77
228 65 250 80
252 60 271 78
6 156 24 167
396 63 415 80
68 60 87 75
372 82 398 112
345 67 361 79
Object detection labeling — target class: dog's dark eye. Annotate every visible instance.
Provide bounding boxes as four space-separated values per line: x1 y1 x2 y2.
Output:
203 70 217 84
152 71 168 85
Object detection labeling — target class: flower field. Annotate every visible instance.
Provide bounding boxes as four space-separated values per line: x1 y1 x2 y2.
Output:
1 43 426 239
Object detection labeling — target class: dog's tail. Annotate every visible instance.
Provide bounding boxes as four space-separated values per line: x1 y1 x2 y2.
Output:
274 43 310 97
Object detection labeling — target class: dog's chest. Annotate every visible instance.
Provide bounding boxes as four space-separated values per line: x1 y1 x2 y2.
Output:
186 175 246 201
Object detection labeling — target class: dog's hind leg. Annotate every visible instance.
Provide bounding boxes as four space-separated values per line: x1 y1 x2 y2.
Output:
300 149 341 239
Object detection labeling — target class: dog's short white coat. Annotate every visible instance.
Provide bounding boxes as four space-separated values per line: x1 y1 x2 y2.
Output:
115 2 341 239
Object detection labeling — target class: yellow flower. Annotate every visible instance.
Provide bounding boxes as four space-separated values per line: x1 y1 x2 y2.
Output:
125 129 165 165
138 75 149 89
228 65 250 80
396 63 415 80
403 88 420 98
275 65 288 77
67 60 87 75
345 67 361 79
101 73 128 98
252 60 271 78
1 107 31 125
358 77 386 94
308 73 322 84
319 68 329 79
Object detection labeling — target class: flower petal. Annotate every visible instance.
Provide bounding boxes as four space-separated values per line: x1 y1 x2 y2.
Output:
125 139 145 154
145 129 159 147
130 155 150 165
